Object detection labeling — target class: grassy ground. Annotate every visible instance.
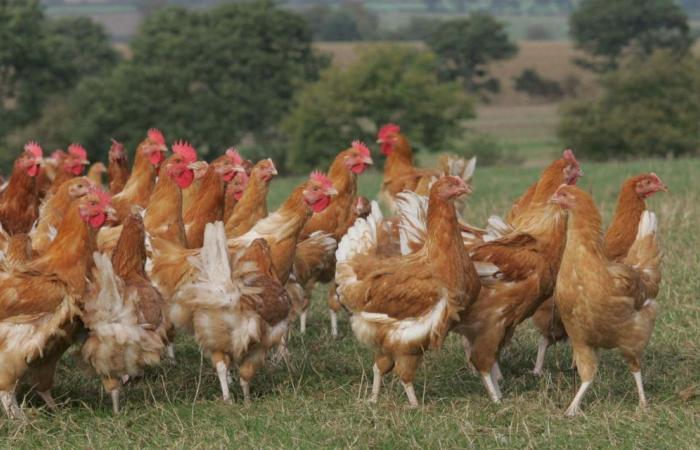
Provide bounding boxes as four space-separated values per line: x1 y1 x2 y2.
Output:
1 156 698 448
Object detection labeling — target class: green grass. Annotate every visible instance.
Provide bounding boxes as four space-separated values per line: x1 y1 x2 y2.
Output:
2 158 698 448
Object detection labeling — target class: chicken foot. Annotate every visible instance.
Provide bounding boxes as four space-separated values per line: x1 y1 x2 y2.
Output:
0 389 24 419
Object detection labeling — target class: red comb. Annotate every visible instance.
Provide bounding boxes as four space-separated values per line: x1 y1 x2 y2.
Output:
225 148 243 166
351 140 370 157
172 140 197 163
563 148 577 163
310 171 333 189
148 128 165 146
23 141 43 158
68 143 87 160
378 123 400 140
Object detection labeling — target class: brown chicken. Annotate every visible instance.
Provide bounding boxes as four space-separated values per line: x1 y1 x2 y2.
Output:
184 149 245 248
531 173 668 375
294 141 373 334
0 187 113 419
335 176 479 406
392 152 581 402
107 139 130 195
0 142 43 240
30 177 93 255
175 225 291 403
153 173 336 398
111 129 168 222
181 161 211 215
223 170 250 224
35 150 64 199
49 144 90 195
550 185 661 416
81 212 167 414
225 159 278 238
98 141 198 256
376 123 476 212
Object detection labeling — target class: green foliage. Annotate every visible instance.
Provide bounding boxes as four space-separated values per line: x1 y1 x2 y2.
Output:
0 0 118 167
426 14 518 94
558 51 700 160
282 46 474 173
33 1 324 162
302 3 378 41
458 133 505 167
513 69 564 100
385 17 441 41
570 0 693 72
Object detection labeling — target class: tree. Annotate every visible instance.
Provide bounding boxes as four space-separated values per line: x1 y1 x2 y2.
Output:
0 0 56 135
426 14 517 94
302 3 378 41
558 51 700 160
282 46 474 172
0 1 118 150
45 1 324 161
570 0 693 72
45 16 119 84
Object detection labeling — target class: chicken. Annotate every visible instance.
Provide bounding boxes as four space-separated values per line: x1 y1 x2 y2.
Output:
87 162 106 186
30 177 93 255
294 141 373 334
550 185 661 416
35 150 64 199
184 149 245 248
181 160 211 215
98 141 197 255
107 139 129 195
49 144 90 195
335 176 479 406
152 172 336 394
175 225 291 403
144 141 199 245
223 170 250 224
376 123 476 212
0 142 43 241
111 129 168 223
81 212 167 414
224 159 277 238
0 187 113 419
531 173 667 375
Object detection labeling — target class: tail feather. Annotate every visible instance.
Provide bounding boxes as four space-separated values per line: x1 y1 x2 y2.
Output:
624 211 662 298
336 201 382 265
485 215 513 240
395 191 428 255
439 154 477 184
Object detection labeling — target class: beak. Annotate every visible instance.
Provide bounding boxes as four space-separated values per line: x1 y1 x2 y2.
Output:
657 182 668 192
188 162 204 170
363 156 374 165
326 187 339 196
82 159 90 165
376 139 383 144
105 206 118 222
160 144 168 153
270 167 278 176
233 166 246 173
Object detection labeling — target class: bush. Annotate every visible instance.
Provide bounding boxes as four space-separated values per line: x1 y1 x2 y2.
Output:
301 3 378 41
513 69 564 100
558 51 700 159
282 45 475 173
458 133 505 167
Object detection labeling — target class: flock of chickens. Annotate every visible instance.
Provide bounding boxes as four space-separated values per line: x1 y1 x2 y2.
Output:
0 124 666 420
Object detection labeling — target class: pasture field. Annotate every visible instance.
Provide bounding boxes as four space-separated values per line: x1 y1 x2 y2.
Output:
1 156 698 448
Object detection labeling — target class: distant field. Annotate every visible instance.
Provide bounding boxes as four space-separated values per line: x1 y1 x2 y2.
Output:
3 157 698 448
315 40 595 106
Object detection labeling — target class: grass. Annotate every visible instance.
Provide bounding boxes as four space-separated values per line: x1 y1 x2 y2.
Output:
1 156 698 448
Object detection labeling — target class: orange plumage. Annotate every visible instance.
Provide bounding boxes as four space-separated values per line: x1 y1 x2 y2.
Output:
551 185 661 416
336 176 479 406
107 139 130 195
224 159 277 238
0 145 43 238
0 190 112 419
531 173 667 375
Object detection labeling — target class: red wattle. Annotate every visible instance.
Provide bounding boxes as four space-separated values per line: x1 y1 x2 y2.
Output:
27 164 39 177
233 191 244 201
310 195 331 213
149 151 164 166
351 163 367 174
89 212 106 229
175 169 195 189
